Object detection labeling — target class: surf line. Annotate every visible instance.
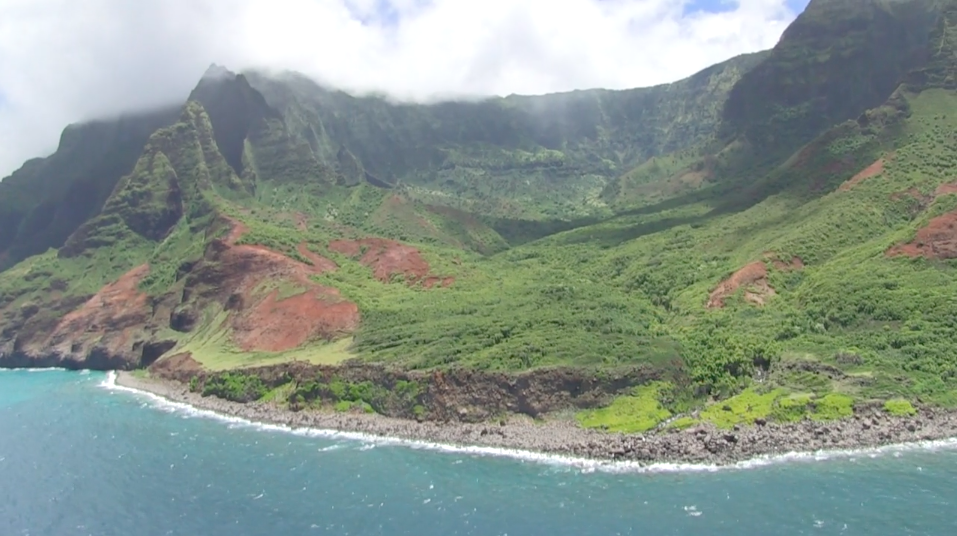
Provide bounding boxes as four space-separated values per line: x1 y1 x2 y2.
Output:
0 367 69 372
99 371 957 474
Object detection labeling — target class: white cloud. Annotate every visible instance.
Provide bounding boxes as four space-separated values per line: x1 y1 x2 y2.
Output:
0 0 798 177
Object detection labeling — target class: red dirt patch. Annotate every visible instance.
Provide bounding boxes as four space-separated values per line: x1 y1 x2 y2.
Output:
199 219 361 353
707 255 802 309
707 262 774 309
232 287 359 352
220 245 358 352
294 212 308 232
329 238 452 286
935 182 957 197
296 243 338 272
887 210 957 260
222 217 249 245
839 158 885 192
47 264 152 351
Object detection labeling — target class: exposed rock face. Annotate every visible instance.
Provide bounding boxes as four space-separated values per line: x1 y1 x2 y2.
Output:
0 265 155 370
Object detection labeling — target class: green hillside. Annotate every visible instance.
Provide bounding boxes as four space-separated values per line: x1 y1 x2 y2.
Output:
2 0 957 428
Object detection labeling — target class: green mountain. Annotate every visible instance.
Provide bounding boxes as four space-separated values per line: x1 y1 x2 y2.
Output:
2 0 957 428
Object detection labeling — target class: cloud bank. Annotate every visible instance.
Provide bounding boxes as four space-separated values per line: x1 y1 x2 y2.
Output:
0 0 801 177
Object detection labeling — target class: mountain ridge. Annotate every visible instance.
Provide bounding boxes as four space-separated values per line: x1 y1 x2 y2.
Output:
3 0 957 431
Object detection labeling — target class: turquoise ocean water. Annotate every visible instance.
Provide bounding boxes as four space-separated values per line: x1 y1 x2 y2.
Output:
1 369 955 535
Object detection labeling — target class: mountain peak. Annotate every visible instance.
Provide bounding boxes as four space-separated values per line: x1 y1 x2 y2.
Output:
201 63 236 82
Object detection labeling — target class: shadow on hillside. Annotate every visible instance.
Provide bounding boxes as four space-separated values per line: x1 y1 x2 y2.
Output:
490 155 828 249
548 179 809 248
490 188 722 247
553 214 709 247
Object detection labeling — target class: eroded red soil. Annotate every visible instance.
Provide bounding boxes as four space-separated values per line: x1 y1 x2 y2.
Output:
46 264 152 353
887 210 957 260
222 218 249 245
935 182 957 196
203 221 359 353
232 287 359 352
329 237 452 287
297 242 338 272
890 187 928 202
707 262 773 309
839 157 885 192
707 255 805 309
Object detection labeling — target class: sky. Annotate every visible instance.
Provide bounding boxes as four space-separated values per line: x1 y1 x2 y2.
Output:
0 0 810 178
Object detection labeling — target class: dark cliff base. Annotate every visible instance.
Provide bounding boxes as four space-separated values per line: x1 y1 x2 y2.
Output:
113 370 957 467
148 354 674 423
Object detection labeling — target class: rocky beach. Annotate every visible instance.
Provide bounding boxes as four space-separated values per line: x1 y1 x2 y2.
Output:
114 371 957 466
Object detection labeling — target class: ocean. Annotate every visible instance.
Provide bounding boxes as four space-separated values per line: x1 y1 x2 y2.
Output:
1 370 955 535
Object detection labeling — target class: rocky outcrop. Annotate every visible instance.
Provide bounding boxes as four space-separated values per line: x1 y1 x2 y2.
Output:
0 265 160 370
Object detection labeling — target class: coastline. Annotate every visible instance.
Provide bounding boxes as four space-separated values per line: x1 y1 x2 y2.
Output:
112 370 957 467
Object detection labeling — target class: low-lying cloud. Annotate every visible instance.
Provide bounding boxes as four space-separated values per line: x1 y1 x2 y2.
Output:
0 0 800 177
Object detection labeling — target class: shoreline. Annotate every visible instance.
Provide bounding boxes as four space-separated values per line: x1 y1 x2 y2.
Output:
111 371 957 467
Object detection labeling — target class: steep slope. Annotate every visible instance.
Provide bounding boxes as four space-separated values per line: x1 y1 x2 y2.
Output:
0 107 179 269
0 100 241 368
721 0 935 158
244 52 766 220
189 65 331 188
600 0 941 213
3 0 957 431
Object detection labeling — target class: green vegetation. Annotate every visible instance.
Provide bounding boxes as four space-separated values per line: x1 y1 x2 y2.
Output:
884 398 918 416
260 382 295 404
289 376 425 415
202 372 269 402
770 394 813 423
3 1 957 432
667 417 699 430
809 393 855 421
577 382 673 433
699 388 784 429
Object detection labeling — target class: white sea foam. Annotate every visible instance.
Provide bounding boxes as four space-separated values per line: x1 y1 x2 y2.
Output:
0 367 68 372
99 371 957 475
